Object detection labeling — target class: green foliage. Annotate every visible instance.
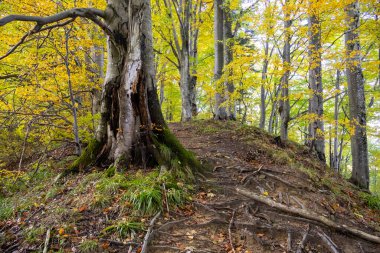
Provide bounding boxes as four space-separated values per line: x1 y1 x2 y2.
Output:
360 193 380 210
95 173 126 195
79 239 99 253
0 169 31 196
102 221 144 238
0 197 13 220
122 169 190 214
24 226 45 244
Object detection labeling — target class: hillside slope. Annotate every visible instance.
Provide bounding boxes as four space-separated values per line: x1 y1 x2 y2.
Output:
0 120 379 252
150 120 380 252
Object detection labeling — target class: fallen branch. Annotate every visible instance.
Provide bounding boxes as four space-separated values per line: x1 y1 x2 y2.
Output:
236 187 380 244
42 228 51 253
141 211 161 253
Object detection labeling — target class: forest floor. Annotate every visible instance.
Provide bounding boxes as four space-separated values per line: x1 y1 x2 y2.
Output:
1 120 380 252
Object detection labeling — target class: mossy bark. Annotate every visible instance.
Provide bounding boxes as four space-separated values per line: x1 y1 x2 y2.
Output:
63 0 201 178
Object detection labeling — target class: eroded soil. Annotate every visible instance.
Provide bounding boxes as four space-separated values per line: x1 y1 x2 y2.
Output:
149 121 380 253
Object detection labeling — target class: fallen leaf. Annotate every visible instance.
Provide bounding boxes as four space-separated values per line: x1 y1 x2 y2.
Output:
58 228 65 235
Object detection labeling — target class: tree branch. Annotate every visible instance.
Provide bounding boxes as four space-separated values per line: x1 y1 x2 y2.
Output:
0 8 109 60
0 8 105 27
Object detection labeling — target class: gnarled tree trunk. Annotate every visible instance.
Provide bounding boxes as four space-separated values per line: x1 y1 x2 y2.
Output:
72 0 198 171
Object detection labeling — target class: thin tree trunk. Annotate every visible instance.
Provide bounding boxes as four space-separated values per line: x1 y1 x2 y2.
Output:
224 4 236 120
64 27 81 155
280 0 291 141
345 1 369 189
214 0 227 120
260 40 269 129
308 2 325 161
333 70 340 172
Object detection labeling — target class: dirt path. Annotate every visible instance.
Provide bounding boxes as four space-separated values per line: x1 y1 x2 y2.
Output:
149 122 380 253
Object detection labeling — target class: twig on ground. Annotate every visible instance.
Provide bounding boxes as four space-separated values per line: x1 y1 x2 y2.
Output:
236 187 380 244
99 238 139 247
287 230 292 252
157 218 191 232
42 228 51 253
228 209 237 253
260 171 301 189
141 211 161 253
242 165 263 183
316 228 340 253
278 191 283 204
290 196 305 209
295 224 310 253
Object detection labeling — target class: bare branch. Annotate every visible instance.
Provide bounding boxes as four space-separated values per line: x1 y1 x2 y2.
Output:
0 8 109 60
0 8 105 27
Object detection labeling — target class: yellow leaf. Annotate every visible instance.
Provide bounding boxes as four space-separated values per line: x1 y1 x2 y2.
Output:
58 228 65 235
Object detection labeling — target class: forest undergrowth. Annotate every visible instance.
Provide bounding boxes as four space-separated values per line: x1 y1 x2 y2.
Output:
0 120 379 252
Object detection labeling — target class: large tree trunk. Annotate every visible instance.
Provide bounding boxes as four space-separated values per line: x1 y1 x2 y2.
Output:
280 0 291 141
308 3 325 161
70 0 198 171
345 1 369 189
214 0 227 120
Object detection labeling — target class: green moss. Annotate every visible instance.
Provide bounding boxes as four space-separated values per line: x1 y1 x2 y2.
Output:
62 139 102 177
270 150 292 165
158 127 202 174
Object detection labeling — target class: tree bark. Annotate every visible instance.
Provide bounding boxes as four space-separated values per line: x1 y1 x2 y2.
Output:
332 70 340 172
308 2 325 161
223 4 236 120
260 40 269 129
280 0 291 141
345 1 369 189
78 0 199 171
162 0 199 122
214 0 227 120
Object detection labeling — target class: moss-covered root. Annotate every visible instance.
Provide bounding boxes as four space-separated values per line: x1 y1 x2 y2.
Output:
59 139 103 179
157 128 203 173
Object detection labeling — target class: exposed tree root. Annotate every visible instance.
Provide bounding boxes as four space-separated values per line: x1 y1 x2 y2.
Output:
141 211 161 253
236 187 380 244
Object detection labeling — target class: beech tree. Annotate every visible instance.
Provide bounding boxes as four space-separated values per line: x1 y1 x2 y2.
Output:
0 0 198 171
308 0 325 161
345 0 369 189
279 0 291 141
